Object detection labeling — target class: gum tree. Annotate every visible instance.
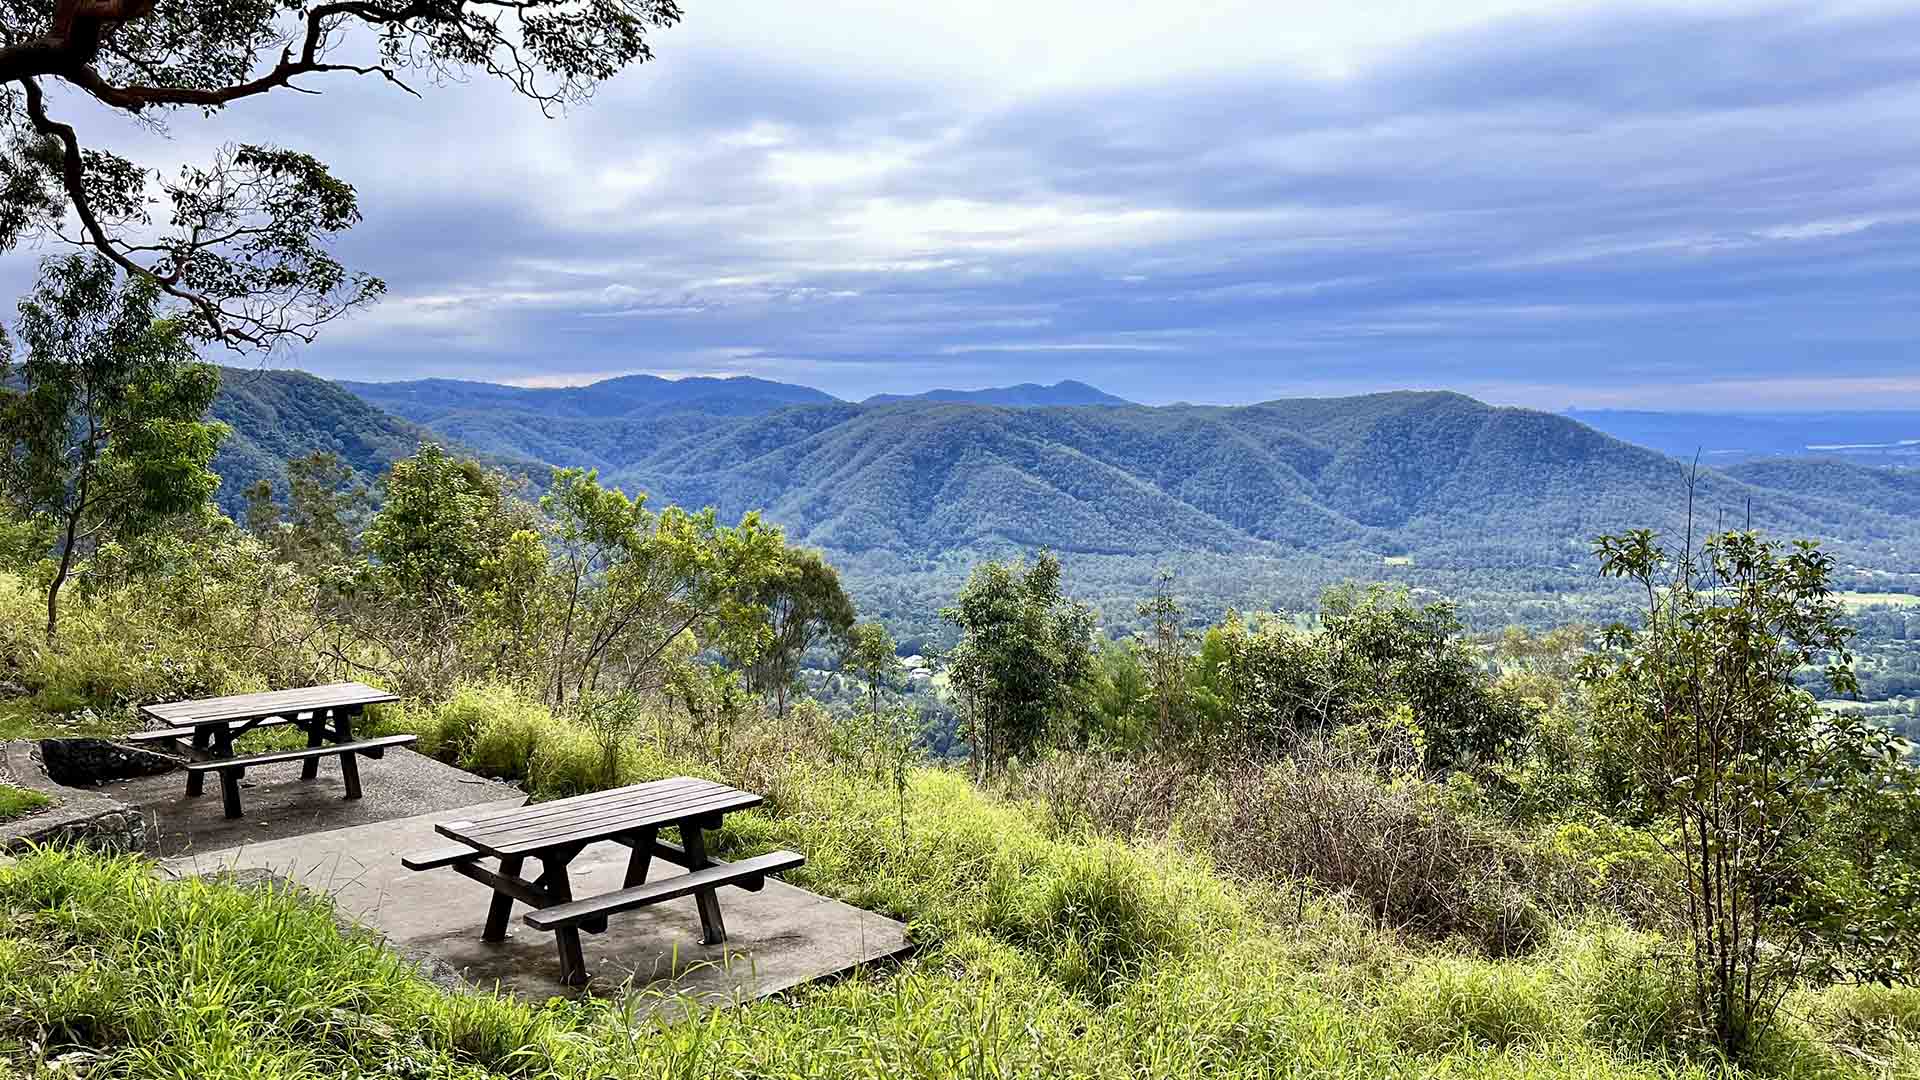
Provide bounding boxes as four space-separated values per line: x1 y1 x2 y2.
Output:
0 0 682 348
942 551 1095 774
744 547 856 715
0 254 225 641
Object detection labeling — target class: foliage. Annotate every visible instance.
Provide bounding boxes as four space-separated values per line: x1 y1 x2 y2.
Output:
2 758 1915 1078
743 547 856 714
537 466 788 706
943 551 1097 772
5 360 1920 1078
0 255 224 642
1137 568 1192 747
1181 585 1532 771
843 621 900 720
267 450 369 567
1020 735 1586 958
1085 638 1152 750
0 0 682 346
1586 526 1920 1054
360 442 535 693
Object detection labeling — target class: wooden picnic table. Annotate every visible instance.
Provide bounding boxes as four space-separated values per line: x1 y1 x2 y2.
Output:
132 681 413 820
405 776 804 987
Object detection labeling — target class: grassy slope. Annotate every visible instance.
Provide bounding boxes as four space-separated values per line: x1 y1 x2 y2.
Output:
0 755 1914 1078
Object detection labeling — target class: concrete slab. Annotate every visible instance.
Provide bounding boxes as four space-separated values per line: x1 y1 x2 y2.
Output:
94 747 523 857
164 802 911 1006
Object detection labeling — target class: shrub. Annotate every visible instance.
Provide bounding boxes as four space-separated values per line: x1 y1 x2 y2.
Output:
1014 749 1212 841
526 719 606 800
1204 741 1579 956
425 684 549 778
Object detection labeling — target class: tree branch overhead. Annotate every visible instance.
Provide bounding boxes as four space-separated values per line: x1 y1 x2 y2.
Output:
0 0 681 346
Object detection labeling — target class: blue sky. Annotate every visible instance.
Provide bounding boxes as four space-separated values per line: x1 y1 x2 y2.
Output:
27 0 1920 407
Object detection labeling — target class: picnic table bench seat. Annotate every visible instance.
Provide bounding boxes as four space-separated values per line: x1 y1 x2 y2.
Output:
523 849 804 932
184 733 417 802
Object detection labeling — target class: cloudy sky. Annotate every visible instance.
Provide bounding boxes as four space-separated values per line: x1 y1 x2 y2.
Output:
27 0 1920 407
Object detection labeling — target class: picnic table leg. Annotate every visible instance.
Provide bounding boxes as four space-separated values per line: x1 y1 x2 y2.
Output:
680 824 729 945
537 852 590 987
336 708 362 800
212 727 244 819
338 752 363 800
300 709 326 780
185 726 211 797
624 827 658 887
482 854 525 942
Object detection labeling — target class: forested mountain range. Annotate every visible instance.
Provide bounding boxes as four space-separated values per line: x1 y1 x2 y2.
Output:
342 372 838 423
600 393 1920 588
206 367 1920 648
863 380 1131 407
207 368 543 517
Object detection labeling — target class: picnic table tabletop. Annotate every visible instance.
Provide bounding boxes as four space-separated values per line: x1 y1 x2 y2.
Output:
436 776 762 859
139 681 399 727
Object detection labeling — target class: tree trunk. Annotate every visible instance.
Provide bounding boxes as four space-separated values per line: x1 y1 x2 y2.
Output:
44 476 87 644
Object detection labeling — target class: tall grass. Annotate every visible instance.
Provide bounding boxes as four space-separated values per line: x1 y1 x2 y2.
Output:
2 760 1914 1078
1 673 1914 1078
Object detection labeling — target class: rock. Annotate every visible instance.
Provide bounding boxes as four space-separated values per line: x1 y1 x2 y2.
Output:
2 806 147 853
37 738 185 787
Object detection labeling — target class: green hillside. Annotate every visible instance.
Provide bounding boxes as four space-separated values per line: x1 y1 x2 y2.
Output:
316 373 1920 641
1727 459 1920 518
604 392 1920 572
209 367 541 517
208 367 437 516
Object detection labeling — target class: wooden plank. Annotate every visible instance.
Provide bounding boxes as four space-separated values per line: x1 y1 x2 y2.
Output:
401 845 483 872
439 789 761 857
477 800 745 856
441 795 752 859
182 734 416 772
124 715 297 744
446 777 714 831
141 682 398 726
451 784 743 845
523 851 804 931
436 779 732 843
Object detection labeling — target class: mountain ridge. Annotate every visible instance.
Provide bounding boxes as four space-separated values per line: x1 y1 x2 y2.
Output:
863 379 1132 407
206 369 1920 641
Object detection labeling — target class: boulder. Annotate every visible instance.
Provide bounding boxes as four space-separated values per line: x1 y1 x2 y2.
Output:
37 738 185 787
